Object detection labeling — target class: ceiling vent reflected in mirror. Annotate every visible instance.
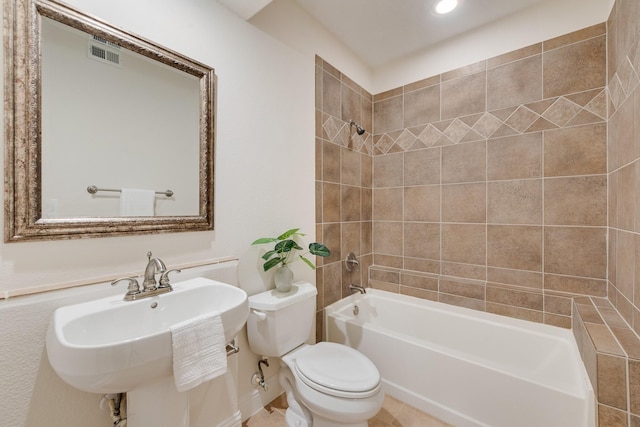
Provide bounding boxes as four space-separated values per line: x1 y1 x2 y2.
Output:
88 35 121 67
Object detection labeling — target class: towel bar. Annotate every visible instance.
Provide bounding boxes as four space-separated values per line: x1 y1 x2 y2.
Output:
226 339 239 357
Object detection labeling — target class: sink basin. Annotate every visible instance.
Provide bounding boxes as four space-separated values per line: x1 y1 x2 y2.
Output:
46 277 249 394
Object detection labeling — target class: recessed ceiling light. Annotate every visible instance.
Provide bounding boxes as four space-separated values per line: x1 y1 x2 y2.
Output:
434 0 460 15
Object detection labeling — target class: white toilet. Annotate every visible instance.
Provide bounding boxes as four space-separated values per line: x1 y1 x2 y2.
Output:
247 282 384 427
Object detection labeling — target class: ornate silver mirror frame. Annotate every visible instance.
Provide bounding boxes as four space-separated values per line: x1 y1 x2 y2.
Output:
4 0 215 242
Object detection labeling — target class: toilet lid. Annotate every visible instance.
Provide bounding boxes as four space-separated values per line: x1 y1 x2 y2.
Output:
293 342 380 396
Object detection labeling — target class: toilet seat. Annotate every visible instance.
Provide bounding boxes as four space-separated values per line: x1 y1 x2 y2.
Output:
291 342 381 399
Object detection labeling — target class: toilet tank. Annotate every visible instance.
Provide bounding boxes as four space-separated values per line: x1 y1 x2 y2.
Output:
247 282 317 357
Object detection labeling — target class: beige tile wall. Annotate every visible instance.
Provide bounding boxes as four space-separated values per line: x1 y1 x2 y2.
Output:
315 1 640 424
316 25 610 328
574 296 640 426
369 24 607 329
315 56 373 340
608 0 640 344
606 0 640 425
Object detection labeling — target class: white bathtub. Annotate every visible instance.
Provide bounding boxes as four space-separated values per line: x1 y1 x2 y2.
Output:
324 289 594 427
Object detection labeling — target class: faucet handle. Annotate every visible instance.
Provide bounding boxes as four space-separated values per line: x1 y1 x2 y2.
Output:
111 276 141 298
158 269 181 288
345 252 360 272
156 258 167 274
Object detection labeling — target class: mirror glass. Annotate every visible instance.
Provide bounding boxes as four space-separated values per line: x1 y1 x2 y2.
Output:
4 0 215 241
41 17 201 218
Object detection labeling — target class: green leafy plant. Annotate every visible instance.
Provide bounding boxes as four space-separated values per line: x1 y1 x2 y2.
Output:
252 228 330 272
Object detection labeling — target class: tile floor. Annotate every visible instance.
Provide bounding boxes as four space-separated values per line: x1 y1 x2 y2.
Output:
242 393 454 427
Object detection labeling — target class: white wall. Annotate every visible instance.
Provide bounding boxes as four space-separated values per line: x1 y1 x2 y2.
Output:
1 0 317 425
0 0 317 297
249 0 375 93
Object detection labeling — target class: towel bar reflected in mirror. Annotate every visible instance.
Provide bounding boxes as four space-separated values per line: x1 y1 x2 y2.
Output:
87 185 174 197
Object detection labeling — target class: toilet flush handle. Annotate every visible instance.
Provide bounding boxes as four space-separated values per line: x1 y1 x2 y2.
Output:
252 309 267 321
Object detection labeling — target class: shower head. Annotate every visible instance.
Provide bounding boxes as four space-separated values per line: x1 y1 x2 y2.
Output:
349 120 366 136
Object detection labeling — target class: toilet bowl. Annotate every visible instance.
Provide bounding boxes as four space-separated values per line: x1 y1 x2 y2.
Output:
282 342 384 426
246 283 384 427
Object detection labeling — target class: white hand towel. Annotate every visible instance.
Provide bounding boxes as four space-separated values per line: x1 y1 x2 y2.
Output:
119 188 156 216
171 312 227 392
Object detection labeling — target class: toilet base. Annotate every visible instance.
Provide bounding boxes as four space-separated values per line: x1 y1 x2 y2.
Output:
280 365 312 427
285 408 311 427
283 406 368 427
279 350 383 427
310 418 368 427
283 406 370 427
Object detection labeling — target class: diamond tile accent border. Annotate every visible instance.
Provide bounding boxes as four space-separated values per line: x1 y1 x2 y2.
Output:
443 119 472 143
610 44 640 114
473 113 503 138
322 115 373 154
366 90 607 155
542 97 582 126
417 125 443 147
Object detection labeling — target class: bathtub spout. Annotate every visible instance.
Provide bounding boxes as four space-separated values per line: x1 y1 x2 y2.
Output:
349 284 366 294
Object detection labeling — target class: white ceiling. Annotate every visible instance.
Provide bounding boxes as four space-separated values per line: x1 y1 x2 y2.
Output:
218 0 595 68
292 0 551 67
216 0 274 20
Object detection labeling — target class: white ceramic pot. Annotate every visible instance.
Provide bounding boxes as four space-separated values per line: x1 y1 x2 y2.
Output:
274 265 294 292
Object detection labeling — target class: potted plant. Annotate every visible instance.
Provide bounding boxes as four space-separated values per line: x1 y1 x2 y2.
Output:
252 228 330 292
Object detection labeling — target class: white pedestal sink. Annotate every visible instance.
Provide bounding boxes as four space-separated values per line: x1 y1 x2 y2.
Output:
46 277 249 427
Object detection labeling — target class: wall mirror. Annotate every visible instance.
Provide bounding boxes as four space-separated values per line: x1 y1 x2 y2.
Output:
4 0 215 242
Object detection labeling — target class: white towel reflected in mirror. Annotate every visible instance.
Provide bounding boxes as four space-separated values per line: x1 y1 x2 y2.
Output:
119 188 156 216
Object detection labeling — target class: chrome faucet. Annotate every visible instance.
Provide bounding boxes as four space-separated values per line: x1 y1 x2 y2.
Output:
349 284 366 294
346 253 366 294
111 251 180 301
